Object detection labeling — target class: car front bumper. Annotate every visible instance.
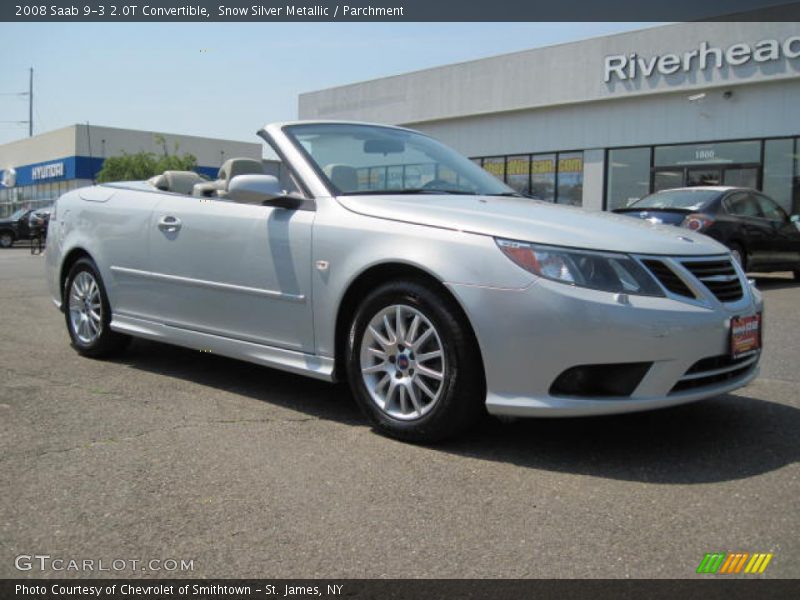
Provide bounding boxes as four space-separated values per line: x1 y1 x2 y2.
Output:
447 272 763 417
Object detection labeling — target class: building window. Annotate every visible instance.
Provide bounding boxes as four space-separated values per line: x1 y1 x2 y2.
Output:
481 157 505 181
471 151 584 205
606 147 652 210
530 154 556 203
795 138 800 216
763 138 795 214
506 155 531 195
654 140 761 167
556 152 583 206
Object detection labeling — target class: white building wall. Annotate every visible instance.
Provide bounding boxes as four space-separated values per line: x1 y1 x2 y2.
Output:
581 149 605 211
299 21 800 126
405 78 800 157
0 125 262 173
73 124 262 167
0 126 77 168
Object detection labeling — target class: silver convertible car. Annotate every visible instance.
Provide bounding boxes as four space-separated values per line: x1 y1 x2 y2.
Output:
46 122 763 442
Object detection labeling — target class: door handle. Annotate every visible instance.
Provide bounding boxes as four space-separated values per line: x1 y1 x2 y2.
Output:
157 215 182 233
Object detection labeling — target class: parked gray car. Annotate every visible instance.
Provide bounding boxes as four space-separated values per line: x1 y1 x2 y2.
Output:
45 122 763 441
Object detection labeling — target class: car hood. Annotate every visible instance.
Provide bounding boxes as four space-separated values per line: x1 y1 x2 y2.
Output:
337 194 728 256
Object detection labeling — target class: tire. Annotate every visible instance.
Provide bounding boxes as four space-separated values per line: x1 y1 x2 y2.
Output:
729 243 746 271
64 258 130 358
345 280 484 443
0 230 14 249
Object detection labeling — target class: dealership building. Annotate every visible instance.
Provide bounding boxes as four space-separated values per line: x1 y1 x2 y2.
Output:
299 21 800 215
0 125 261 217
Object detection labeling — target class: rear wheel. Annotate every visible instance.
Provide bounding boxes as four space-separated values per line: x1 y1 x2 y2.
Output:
64 258 130 358
345 280 484 443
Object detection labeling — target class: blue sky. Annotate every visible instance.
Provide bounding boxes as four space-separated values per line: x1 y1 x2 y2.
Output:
0 22 660 146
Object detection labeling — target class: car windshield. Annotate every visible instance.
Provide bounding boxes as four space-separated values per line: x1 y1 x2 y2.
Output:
9 209 27 220
283 123 515 196
631 190 721 211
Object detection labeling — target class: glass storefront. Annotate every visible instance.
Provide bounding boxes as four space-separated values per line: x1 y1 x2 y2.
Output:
607 147 651 210
763 139 795 213
606 137 800 214
0 179 90 218
474 151 584 206
530 154 556 203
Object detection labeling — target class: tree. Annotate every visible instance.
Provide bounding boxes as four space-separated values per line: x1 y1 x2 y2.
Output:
95 135 198 183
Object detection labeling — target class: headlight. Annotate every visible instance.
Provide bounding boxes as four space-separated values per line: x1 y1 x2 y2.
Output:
496 238 664 296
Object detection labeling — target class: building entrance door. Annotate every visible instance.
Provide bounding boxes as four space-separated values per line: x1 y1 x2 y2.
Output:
652 164 761 192
686 167 721 187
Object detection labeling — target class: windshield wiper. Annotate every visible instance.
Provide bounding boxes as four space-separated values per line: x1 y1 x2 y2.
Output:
490 192 526 198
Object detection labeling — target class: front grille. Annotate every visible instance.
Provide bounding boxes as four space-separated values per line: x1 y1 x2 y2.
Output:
670 353 759 394
641 259 695 298
681 259 743 303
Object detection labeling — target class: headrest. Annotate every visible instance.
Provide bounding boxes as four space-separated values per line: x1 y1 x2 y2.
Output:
218 158 264 183
323 164 358 194
163 171 206 195
148 170 206 195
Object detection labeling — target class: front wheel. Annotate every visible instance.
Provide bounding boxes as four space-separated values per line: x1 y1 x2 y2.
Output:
345 280 484 443
64 258 130 358
0 231 14 248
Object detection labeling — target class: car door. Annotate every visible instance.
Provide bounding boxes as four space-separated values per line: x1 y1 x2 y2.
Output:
18 210 34 239
754 193 800 268
142 194 316 353
722 192 773 268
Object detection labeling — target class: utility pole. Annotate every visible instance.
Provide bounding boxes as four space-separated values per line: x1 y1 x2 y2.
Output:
28 68 33 137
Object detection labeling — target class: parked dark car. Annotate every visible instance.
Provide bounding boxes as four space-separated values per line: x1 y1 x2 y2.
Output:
0 207 51 248
614 187 800 280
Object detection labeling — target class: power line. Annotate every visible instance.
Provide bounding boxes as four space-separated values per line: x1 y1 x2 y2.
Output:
0 69 33 136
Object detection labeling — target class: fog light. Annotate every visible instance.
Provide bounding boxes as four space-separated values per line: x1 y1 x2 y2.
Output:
550 363 652 398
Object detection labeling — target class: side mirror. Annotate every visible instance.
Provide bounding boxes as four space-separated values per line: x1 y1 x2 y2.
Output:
227 174 284 204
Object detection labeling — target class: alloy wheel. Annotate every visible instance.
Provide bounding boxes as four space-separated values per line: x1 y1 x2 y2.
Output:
359 304 446 420
68 271 103 344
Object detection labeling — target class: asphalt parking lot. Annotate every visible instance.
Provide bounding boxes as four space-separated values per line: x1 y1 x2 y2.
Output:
1 246 798 579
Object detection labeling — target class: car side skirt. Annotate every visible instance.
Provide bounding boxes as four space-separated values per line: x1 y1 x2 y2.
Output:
110 314 335 382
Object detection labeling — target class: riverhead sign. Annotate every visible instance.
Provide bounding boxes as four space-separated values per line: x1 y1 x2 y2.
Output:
604 37 800 82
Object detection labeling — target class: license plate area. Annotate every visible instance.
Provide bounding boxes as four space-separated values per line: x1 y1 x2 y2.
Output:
730 313 761 360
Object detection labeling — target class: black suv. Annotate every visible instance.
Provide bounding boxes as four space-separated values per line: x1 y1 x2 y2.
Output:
0 208 51 248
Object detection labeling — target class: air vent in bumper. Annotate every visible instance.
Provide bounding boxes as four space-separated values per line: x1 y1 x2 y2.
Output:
670 353 759 394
